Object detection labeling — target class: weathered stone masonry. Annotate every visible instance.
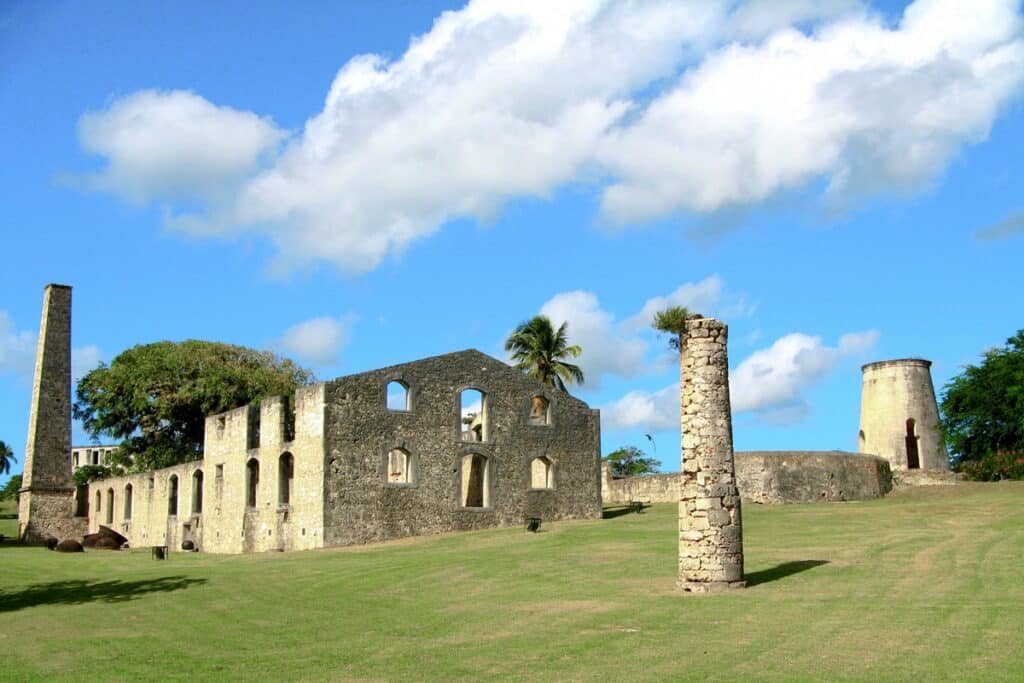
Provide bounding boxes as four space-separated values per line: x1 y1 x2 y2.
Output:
678 317 745 592
19 284 87 543
81 349 602 553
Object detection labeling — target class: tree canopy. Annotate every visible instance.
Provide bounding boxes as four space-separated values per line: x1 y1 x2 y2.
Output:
73 340 314 472
602 446 660 477
652 306 691 350
0 440 14 476
504 315 584 392
1 474 21 501
940 329 1024 480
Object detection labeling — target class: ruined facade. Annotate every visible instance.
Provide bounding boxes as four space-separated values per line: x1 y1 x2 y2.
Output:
859 359 950 473
78 350 602 553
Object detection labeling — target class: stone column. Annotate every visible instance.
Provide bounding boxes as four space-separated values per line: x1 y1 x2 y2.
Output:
18 284 78 543
678 316 745 592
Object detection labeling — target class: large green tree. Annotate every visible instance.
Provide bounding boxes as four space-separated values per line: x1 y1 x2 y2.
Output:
504 315 584 392
941 329 1024 479
73 341 314 472
603 446 660 477
0 440 14 476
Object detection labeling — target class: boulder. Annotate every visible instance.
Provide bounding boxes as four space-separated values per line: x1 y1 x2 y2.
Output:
55 539 84 553
45 537 59 550
82 525 128 550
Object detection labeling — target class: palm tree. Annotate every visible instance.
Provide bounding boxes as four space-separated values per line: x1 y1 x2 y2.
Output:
652 306 690 350
505 315 584 392
0 440 15 476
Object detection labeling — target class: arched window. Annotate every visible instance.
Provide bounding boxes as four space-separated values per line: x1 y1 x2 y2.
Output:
386 448 416 485
279 452 294 505
124 484 133 520
460 389 486 442
387 381 410 411
246 458 259 508
858 430 866 452
95 490 101 516
529 396 551 425
192 470 204 514
905 418 920 469
460 453 490 508
106 488 114 524
168 475 179 516
530 456 554 489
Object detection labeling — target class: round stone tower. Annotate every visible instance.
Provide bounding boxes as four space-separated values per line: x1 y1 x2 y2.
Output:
859 359 949 472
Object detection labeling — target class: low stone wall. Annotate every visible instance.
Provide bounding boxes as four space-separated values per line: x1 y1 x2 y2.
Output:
735 451 892 503
602 451 893 505
892 469 963 488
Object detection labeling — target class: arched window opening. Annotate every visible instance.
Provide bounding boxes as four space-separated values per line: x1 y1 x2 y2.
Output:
124 484 133 520
386 448 416 485
387 381 410 411
460 389 486 442
905 418 920 469
279 452 294 505
105 488 114 524
246 458 260 508
529 395 551 425
95 490 101 516
460 453 490 508
858 430 866 453
168 475 179 516
530 456 554 489
192 470 204 514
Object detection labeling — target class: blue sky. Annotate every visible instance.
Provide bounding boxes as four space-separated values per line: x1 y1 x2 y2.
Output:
2 0 1023 486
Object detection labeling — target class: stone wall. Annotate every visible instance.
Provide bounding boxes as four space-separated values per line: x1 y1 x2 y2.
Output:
603 452 893 505
322 349 602 547
86 385 327 553
734 451 892 503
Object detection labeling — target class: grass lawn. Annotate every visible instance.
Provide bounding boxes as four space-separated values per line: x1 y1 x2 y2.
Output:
2 482 1022 682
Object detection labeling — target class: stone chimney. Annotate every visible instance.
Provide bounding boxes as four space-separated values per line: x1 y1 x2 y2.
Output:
677 316 745 592
18 284 78 543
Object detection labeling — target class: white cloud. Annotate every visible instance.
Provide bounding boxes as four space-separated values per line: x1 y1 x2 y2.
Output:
622 275 724 332
277 316 352 366
601 383 678 431
71 345 103 383
73 0 1024 273
729 330 879 419
539 290 647 389
602 328 879 430
0 311 35 377
599 0 1024 221
75 90 285 204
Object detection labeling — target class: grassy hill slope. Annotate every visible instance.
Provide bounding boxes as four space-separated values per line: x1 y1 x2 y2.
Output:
1 483 1022 681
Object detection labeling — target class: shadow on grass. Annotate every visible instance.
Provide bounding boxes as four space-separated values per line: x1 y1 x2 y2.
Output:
0 576 207 612
745 560 829 587
0 512 17 519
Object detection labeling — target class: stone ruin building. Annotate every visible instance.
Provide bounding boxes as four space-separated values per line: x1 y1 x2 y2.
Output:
19 284 603 552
